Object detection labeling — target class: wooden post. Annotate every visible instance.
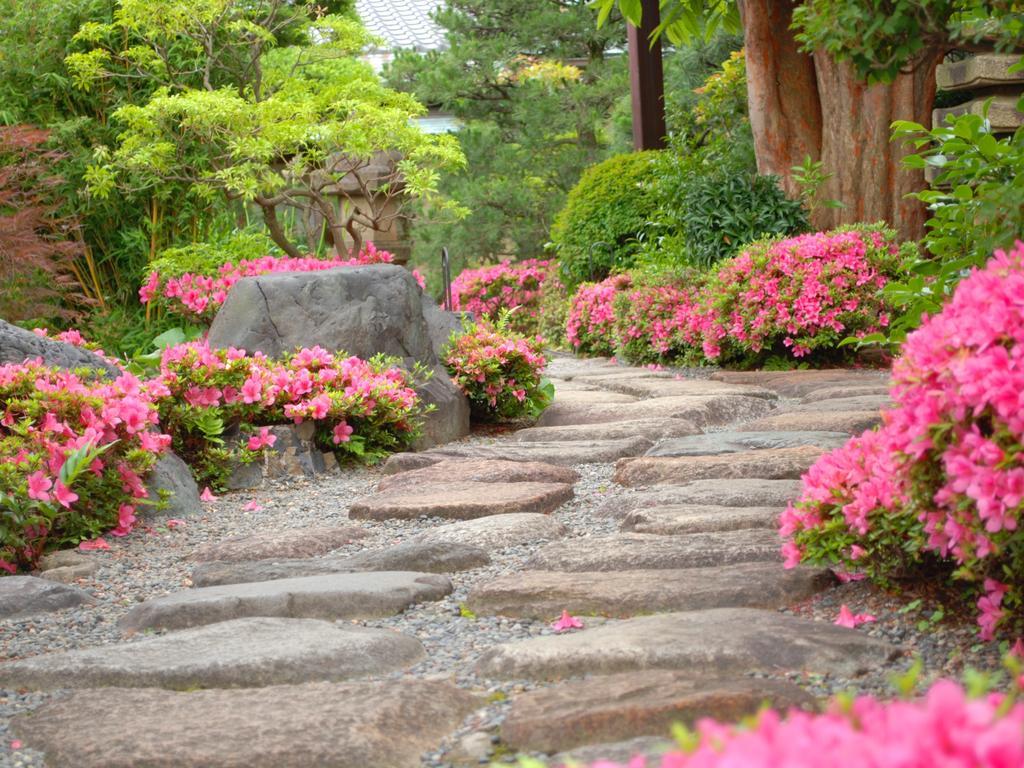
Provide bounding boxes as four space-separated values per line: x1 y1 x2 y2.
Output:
627 0 667 150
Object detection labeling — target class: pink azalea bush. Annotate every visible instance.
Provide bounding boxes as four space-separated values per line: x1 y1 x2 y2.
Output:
612 271 709 365
0 361 170 570
558 679 1024 768
443 320 552 421
564 226 910 367
153 341 425 488
451 259 558 336
566 273 633 356
699 225 911 365
140 243 424 321
782 242 1024 639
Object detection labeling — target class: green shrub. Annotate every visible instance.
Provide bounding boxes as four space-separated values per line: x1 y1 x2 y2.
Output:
550 151 662 286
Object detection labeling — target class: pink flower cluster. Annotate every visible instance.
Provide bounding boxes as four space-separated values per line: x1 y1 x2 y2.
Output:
443 321 550 421
565 227 906 366
0 360 170 570
782 242 1024 638
451 259 558 336
154 341 424 488
571 680 1024 768
141 244 424 320
566 273 633 356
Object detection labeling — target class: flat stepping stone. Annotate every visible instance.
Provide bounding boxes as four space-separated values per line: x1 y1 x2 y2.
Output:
381 452 443 474
739 410 881 434
412 513 568 550
525 531 780 571
192 541 490 587
192 525 368 564
467 562 834 619
547 377 602 392
710 369 888 398
551 389 639 404
802 384 890 402
787 395 891 412
475 607 901 680
576 376 777 401
0 576 94 619
501 671 815 754
613 446 823 487
11 679 477 768
550 737 674 767
119 571 453 632
595 479 803 517
645 430 850 457
537 395 774 429
0 617 423 689
420 438 655 466
621 504 782 534
376 459 577 490
513 418 700 444
37 552 100 583
348 481 573 521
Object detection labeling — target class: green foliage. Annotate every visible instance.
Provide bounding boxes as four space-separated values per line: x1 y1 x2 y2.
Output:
385 0 629 272
592 0 741 45
148 230 276 281
550 151 662 285
793 0 1024 84
873 106 1024 346
71 0 463 260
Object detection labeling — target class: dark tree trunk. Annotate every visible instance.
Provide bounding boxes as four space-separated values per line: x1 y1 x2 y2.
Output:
741 0 822 197
259 202 302 258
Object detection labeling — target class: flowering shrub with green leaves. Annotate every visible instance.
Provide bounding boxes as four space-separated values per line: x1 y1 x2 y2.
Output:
443 319 552 422
566 273 632 357
0 361 170 571
154 342 426 489
450 259 558 336
782 242 1024 640
612 270 708 365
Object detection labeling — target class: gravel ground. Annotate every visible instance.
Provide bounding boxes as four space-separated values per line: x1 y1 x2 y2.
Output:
0 366 1011 768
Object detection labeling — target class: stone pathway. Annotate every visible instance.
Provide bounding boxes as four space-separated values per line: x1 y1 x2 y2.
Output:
1 356 906 768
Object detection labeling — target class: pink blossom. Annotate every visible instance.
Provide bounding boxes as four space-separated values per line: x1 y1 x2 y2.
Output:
834 604 877 628
200 487 218 502
551 610 584 632
52 481 78 509
332 422 354 444
26 471 52 502
247 426 277 451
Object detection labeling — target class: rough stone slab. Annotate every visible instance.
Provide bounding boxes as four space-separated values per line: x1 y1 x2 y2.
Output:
38 563 100 584
613 446 823 487
145 452 203 518
645 431 850 458
547 378 602 392
11 679 477 768
37 551 100 582
349 481 573 521
525 531 780 572
936 53 1024 90
801 385 890 403
551 390 639 404
537 395 774 429
192 541 490 588
579 377 777 401
621 505 782 534
513 419 700 444
595 480 804 518
710 369 888 398
550 737 675 767
476 607 901 681
192 525 369 564
0 618 423 690
382 452 444 475
467 563 834 619
544 356 622 378
0 318 120 376
739 410 881 435
119 571 453 632
411 513 568 550
0 576 94 620
501 671 816 753
420 438 655 466
787 395 890 413
376 459 577 492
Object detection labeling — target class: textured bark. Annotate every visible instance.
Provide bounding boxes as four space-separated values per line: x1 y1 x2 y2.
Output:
813 52 940 240
741 0 822 197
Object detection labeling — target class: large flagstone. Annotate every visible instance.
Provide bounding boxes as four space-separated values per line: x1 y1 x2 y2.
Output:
613 446 823 487
348 481 573 521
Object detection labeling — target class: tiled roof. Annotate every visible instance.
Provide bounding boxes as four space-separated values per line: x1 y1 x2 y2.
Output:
356 0 447 53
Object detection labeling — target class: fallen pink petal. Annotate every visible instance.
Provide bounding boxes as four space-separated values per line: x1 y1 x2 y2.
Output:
551 610 584 632
243 500 263 512
835 604 877 629
165 519 186 530
78 538 110 552
199 487 218 502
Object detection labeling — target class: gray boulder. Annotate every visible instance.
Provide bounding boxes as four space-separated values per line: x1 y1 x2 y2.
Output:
0 576 95 620
144 453 203 518
206 265 469 448
0 319 119 377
